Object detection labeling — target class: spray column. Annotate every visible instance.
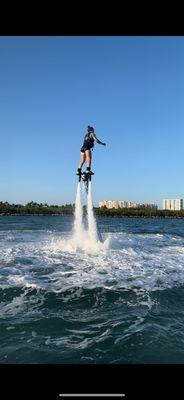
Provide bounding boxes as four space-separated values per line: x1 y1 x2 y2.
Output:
73 182 84 243
87 181 98 243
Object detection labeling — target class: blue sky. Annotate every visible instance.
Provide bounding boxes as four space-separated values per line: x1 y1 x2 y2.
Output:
0 36 184 208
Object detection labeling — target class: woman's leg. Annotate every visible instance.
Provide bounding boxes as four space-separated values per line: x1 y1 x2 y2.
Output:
85 149 92 168
78 151 86 169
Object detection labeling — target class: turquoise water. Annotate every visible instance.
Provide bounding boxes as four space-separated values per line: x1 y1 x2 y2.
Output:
1 215 184 364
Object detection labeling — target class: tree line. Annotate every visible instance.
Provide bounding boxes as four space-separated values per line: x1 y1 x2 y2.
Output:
0 201 75 215
1 201 184 218
95 206 184 218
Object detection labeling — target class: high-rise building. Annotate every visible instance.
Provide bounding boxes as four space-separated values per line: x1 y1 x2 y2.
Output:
99 200 158 209
107 200 119 209
99 201 107 208
163 199 183 211
118 201 128 208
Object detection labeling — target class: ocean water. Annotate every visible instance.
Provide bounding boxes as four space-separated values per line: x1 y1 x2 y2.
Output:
1 215 184 364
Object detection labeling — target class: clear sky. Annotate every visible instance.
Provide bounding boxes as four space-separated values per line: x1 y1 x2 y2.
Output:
1 36 184 208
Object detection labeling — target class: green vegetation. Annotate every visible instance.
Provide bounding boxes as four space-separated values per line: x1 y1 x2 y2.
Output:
95 206 184 218
0 201 75 215
1 201 184 218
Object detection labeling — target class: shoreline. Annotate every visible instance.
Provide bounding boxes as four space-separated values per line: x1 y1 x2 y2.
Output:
1 213 184 219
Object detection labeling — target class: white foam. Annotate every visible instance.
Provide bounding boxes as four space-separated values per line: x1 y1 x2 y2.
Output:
1 220 184 295
7 274 39 289
46 231 184 292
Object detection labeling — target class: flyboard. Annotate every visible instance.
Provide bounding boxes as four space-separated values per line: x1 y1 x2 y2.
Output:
77 170 103 242
78 170 94 194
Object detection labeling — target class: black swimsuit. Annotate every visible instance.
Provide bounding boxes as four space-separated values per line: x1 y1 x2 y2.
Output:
80 133 94 152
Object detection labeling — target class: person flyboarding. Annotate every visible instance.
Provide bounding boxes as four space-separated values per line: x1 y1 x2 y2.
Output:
76 125 106 177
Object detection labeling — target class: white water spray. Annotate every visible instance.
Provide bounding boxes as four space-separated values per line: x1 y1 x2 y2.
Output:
87 181 99 243
73 182 84 243
72 179 105 252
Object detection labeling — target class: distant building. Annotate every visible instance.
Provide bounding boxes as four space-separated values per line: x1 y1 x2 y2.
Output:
99 200 158 209
118 201 127 208
107 200 119 209
99 201 107 208
163 199 183 211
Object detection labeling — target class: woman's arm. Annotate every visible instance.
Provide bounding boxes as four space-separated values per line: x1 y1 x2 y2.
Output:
92 132 106 146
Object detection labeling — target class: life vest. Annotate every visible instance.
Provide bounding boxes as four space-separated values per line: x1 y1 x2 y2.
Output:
83 132 94 148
